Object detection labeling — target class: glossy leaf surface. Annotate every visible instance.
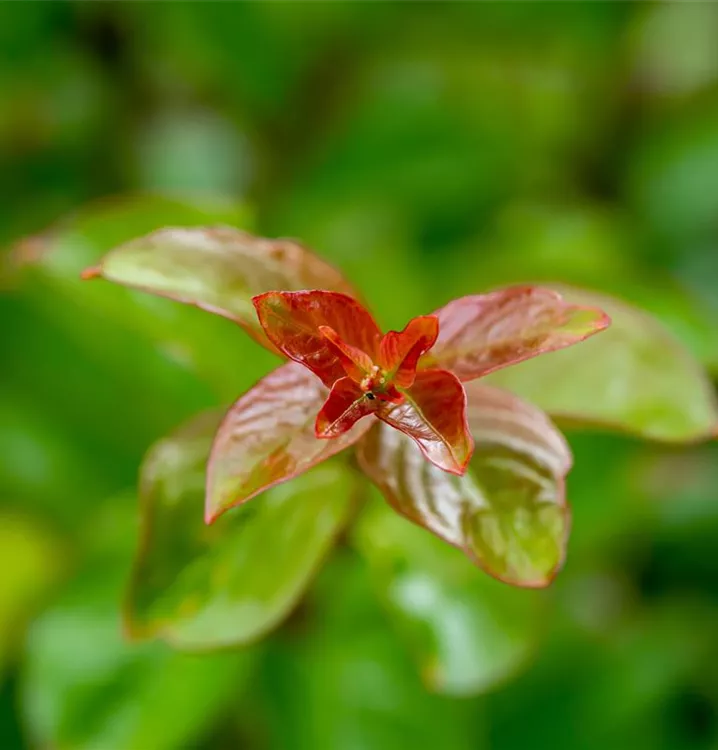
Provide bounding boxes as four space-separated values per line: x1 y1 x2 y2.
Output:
487 286 718 442
424 286 610 382
315 377 375 438
353 497 542 695
379 315 439 388
127 409 355 648
378 369 473 475
82 226 355 353
253 290 381 386
207 362 369 522
359 383 572 586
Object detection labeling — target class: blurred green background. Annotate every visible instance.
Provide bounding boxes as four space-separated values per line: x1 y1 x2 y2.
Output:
2 3 718 749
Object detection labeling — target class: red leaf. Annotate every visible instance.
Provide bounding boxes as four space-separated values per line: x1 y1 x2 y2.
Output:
423 286 610 382
318 325 375 383
315 377 377 438
206 362 370 522
378 369 473 475
379 315 439 388
252 291 382 387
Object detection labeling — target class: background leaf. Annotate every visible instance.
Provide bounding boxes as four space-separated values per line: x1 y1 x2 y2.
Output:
127 408 356 649
486 286 718 442
353 495 543 696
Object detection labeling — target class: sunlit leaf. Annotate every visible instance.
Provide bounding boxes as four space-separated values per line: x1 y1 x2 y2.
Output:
258 552 476 750
253 290 381 386
83 227 357 354
359 383 572 587
207 362 369 521
378 369 474 476
353 496 543 695
423 286 610 382
487 286 718 442
22 563 252 750
127 408 355 648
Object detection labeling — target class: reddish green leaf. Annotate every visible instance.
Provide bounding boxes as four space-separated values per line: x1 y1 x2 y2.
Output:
378 369 473 475
379 315 439 388
315 377 376 438
487 286 718 442
207 362 370 522
359 383 572 587
81 226 356 353
127 409 355 648
423 286 610 382
252 290 381 387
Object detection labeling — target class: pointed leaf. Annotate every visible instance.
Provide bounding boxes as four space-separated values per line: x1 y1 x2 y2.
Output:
253 290 381 387
359 383 572 587
487 286 718 442
378 369 473 475
207 362 369 521
81 226 356 353
315 377 376 438
379 315 439 388
319 325 375 383
127 408 355 648
353 497 542 695
423 286 610 382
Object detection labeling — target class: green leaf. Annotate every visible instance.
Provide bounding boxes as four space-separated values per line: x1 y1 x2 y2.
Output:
358 383 571 587
22 565 253 750
207 362 369 521
10 194 275 400
353 496 543 696
258 552 477 750
0 515 63 676
486 286 718 442
82 225 357 354
126 408 355 649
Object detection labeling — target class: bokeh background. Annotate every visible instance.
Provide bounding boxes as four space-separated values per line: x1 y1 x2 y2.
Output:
3 3 718 749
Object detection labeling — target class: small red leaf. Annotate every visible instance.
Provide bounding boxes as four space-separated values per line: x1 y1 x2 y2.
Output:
315 377 376 438
379 315 439 388
253 291 382 387
378 369 473 475
318 326 375 383
423 286 610 382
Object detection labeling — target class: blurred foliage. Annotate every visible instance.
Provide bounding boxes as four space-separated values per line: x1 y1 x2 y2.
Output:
2 3 718 749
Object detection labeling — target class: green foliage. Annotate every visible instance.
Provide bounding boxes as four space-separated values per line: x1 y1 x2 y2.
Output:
2 3 718 749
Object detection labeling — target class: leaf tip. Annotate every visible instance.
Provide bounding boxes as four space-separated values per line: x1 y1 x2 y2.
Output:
80 264 102 280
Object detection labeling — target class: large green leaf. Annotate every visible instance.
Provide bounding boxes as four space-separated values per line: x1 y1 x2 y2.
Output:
353 496 543 696
258 552 477 750
10 194 275 400
81 224 357 354
126 408 355 649
22 564 253 750
358 383 572 587
486 286 718 442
